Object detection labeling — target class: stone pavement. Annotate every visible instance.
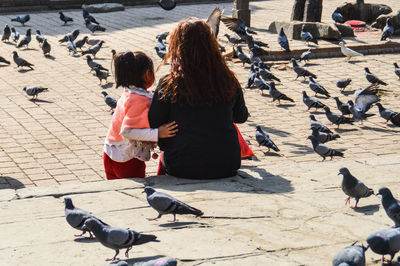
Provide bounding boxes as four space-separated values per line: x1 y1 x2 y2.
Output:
0 0 400 265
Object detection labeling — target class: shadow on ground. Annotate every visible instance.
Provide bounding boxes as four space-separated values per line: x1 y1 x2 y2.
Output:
0 176 25 189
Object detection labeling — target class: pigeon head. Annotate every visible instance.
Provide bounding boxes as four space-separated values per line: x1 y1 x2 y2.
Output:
302 91 307 97
387 18 392 26
308 76 315 82
26 29 31 35
279 27 284 35
64 197 74 209
86 55 92 60
82 218 104 232
338 41 344 46
143 186 156 196
58 11 63 15
375 103 384 111
376 187 393 198
256 126 262 132
338 167 350 176
333 96 339 102
394 62 399 68
367 234 389 254
309 114 316 121
269 81 275 88
11 27 16 33
111 49 116 56
301 24 306 31
323 106 330 112
347 100 354 106
12 51 18 56
101 91 108 97
22 87 27 92
364 67 370 73
36 30 41 34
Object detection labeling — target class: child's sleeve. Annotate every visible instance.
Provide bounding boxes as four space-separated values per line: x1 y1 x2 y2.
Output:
120 128 158 142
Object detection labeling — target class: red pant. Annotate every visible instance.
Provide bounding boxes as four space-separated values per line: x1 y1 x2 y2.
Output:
103 152 146 179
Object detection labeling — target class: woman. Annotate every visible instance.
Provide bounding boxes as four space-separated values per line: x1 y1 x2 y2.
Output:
148 17 249 179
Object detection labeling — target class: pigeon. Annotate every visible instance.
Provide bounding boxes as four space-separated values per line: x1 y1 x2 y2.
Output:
247 42 268 59
2 25 11 42
144 186 203 222
224 33 246 45
364 67 387 86
278 27 290 52
248 48 263 65
94 66 110 85
391 113 400 127
206 7 223 37
41 39 51 56
10 27 20 43
332 242 368 266
16 29 31 48
66 37 77 55
381 18 394 41
246 65 258 88
290 58 317 80
59 11 73 25
23 86 48 99
307 135 344 161
255 126 279 152
87 55 108 72
338 167 374 209
339 41 363 62
155 36 167 59
256 64 280 82
333 97 351 116
11 14 30 26
86 38 102 46
302 91 325 111
308 76 330 98
64 197 107 238
336 78 352 92
311 128 339 143
268 81 294 104
354 87 379 114
156 32 169 41
102 92 117 111
301 25 318 45
82 9 99 25
392 63 400 80
82 218 157 261
299 48 312 63
35 30 45 46
59 29 80 43
309 114 333 134
221 16 255 41
367 228 400 262
332 8 345 23
81 40 104 58
236 46 251 66
377 187 400 227
85 19 106 34
75 36 88 50
253 76 271 95
323 106 354 128
13 51 34 70
347 100 375 124
158 0 177 11
375 103 399 123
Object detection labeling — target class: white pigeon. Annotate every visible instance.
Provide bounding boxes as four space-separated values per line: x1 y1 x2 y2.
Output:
339 41 363 62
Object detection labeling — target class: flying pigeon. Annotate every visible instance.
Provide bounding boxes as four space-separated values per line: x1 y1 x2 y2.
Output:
268 81 294 104
302 91 325 111
375 103 399 124
256 126 279 152
235 46 251 66
367 227 400 262
377 187 400 227
16 29 31 48
13 51 34 70
81 40 104 58
278 27 290 52
221 16 255 41
347 87 379 123
23 86 48 99
11 14 30 26
206 7 223 37
338 167 374 208
332 8 345 23
311 128 339 143
339 41 363 62
85 19 106 34
332 242 368 266
309 114 333 134
82 9 99 25
158 0 177 11
224 33 246 45
307 135 344 161
75 36 88 50
82 218 157 261
59 29 80 43
333 97 351 116
10 27 20 43
290 58 317 80
299 48 312 63
41 39 51 56
101 92 117 111
59 11 73 25
144 186 203 222
364 67 387 86
301 25 318 45
336 78 352 92
381 18 394 41
347 100 374 124
308 76 330 98
87 55 108 72
323 106 354 128
2 25 11 42
94 66 110 85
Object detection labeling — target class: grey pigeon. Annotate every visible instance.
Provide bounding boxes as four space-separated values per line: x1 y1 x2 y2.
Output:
253 76 270 95
35 30 45 46
278 27 290 52
41 39 51 56
0 56 10 65
394 63 400 79
75 36 88 50
301 25 318 45
82 218 157 261
82 9 99 25
391 113 400 127
23 86 48 99
309 114 333 134
236 46 251 66
102 91 117 111
2 25 11 42
307 135 344 161
367 227 400 262
381 18 394 41
336 78 352 92
158 0 177 11
66 37 77 55
155 36 167 59
11 14 30 26
338 167 374 208
224 33 245 45
364 67 387 86
354 87 379 113
302 91 325 111
256 64 280 82
377 187 400 227
144 186 203 222
206 7 222 37
81 40 104 58
299 48 312 63
332 242 368 266
323 106 354 128
332 8 344 23
348 100 375 124
16 29 31 48
59 11 73 25
64 197 107 238
333 97 351 116
94 66 110 85
59 29 80 43
309 76 330 98
268 81 294 104
10 27 20 43
246 64 258 88
311 128 339 143
13 51 34 70
376 103 398 123
256 126 279 152
86 38 102 46
85 19 106 34
248 40 268 58
290 58 317 80
221 16 256 41
87 55 108 72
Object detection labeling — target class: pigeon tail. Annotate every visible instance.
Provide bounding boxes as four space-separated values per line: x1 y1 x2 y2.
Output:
175 204 204 217
135 233 158 245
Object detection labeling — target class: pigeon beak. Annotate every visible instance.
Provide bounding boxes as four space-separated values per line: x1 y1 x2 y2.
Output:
376 193 380 196
142 191 145 193
337 173 341 176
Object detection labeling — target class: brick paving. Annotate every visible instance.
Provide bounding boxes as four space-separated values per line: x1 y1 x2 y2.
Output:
0 0 400 188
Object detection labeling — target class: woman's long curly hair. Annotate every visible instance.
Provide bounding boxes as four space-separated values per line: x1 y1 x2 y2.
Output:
159 17 240 106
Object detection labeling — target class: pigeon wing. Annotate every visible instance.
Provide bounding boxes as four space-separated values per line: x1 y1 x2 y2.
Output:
353 181 373 198
207 8 223 37
107 227 130 247
355 88 379 112
148 192 176 212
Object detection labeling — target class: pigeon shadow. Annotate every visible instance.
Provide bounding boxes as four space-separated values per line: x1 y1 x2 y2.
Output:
101 83 114 90
17 68 33 73
247 122 292 137
302 63 319 66
158 221 201 227
45 55 56 60
283 142 314 154
276 103 296 109
353 204 380 215
361 125 400 133
29 98 53 104
73 237 98 243
348 60 364 64
3 42 16 46
22 47 38 51
334 128 358 133
309 110 324 115
0 176 24 189
0 64 10 68
263 151 281 156
341 90 356 96
108 256 165 266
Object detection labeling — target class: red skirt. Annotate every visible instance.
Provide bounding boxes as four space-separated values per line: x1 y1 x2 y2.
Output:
103 152 146 179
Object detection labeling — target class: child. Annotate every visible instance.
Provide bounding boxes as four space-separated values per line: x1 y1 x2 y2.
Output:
104 51 178 179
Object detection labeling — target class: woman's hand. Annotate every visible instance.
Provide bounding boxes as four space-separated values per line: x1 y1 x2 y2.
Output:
158 121 179 138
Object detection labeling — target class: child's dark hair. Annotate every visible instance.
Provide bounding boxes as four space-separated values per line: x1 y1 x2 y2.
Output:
113 51 154 88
